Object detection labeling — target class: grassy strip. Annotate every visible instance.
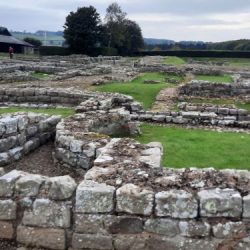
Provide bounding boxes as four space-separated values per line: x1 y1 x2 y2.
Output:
94 72 173 110
164 56 186 65
31 72 50 79
135 123 250 170
195 74 233 83
0 107 75 118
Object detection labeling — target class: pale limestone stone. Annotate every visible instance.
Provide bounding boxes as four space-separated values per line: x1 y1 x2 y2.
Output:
116 184 154 216
76 180 115 213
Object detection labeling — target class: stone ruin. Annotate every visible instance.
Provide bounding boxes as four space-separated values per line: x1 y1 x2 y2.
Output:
0 86 249 249
0 56 249 249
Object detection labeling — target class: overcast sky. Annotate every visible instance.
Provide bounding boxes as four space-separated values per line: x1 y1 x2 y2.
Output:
1 0 250 42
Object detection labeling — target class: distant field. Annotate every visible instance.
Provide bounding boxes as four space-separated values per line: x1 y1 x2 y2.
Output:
136 123 250 170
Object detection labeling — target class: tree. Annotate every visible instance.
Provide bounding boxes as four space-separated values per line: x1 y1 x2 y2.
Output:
23 37 42 47
63 6 102 54
104 2 144 55
122 20 144 54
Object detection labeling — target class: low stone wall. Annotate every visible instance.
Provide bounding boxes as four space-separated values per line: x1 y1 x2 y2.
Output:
179 80 250 98
0 112 61 166
0 137 249 249
131 109 250 129
54 109 140 169
0 87 143 110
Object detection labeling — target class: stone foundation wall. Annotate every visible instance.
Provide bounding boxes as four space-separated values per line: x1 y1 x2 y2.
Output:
131 109 250 129
179 80 250 98
0 166 249 249
0 87 143 110
0 113 61 166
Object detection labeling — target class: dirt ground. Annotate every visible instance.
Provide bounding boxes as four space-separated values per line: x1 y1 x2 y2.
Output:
4 141 86 182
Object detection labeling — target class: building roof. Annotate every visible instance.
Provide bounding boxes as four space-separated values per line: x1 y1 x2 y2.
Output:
0 34 34 47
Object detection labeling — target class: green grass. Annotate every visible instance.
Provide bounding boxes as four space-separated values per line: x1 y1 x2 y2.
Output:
136 123 250 170
0 107 75 118
31 72 50 79
184 98 250 111
164 56 186 65
195 74 233 83
94 72 172 109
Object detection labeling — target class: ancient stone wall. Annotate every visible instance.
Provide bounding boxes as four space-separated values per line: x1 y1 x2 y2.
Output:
179 80 250 98
0 87 143 111
131 109 250 129
0 141 249 249
0 113 61 166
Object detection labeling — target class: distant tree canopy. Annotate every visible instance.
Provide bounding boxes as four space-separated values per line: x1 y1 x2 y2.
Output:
63 2 144 55
103 2 144 55
23 37 42 47
64 6 103 54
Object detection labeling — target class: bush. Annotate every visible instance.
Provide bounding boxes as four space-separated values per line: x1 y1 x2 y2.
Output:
134 50 250 58
39 46 71 56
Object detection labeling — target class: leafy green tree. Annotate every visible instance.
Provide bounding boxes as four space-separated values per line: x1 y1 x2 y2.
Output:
23 37 42 47
63 6 102 54
104 2 144 55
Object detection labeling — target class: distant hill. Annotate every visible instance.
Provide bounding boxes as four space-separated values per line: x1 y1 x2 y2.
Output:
144 38 175 45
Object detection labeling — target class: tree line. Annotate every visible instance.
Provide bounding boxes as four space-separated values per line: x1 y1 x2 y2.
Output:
63 2 144 56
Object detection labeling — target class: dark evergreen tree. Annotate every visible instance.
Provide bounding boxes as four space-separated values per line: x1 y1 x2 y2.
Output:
23 37 42 47
63 6 102 54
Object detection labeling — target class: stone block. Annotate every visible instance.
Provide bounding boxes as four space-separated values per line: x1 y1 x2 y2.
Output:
155 190 198 218
49 175 77 200
243 194 250 218
179 220 211 237
0 170 23 197
0 221 14 239
72 233 113 250
9 146 23 161
76 180 115 213
23 138 40 154
0 152 11 166
16 174 44 197
114 234 148 250
212 222 246 238
145 218 179 236
107 216 144 234
0 117 18 134
75 214 112 234
116 184 154 216
0 136 17 152
0 200 16 220
17 225 66 250
22 199 71 228
198 188 242 218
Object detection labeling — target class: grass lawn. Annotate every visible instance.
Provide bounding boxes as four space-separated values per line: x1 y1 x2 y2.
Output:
136 123 250 170
195 74 233 83
31 72 50 79
0 107 75 118
164 56 186 65
184 98 250 111
94 72 173 110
